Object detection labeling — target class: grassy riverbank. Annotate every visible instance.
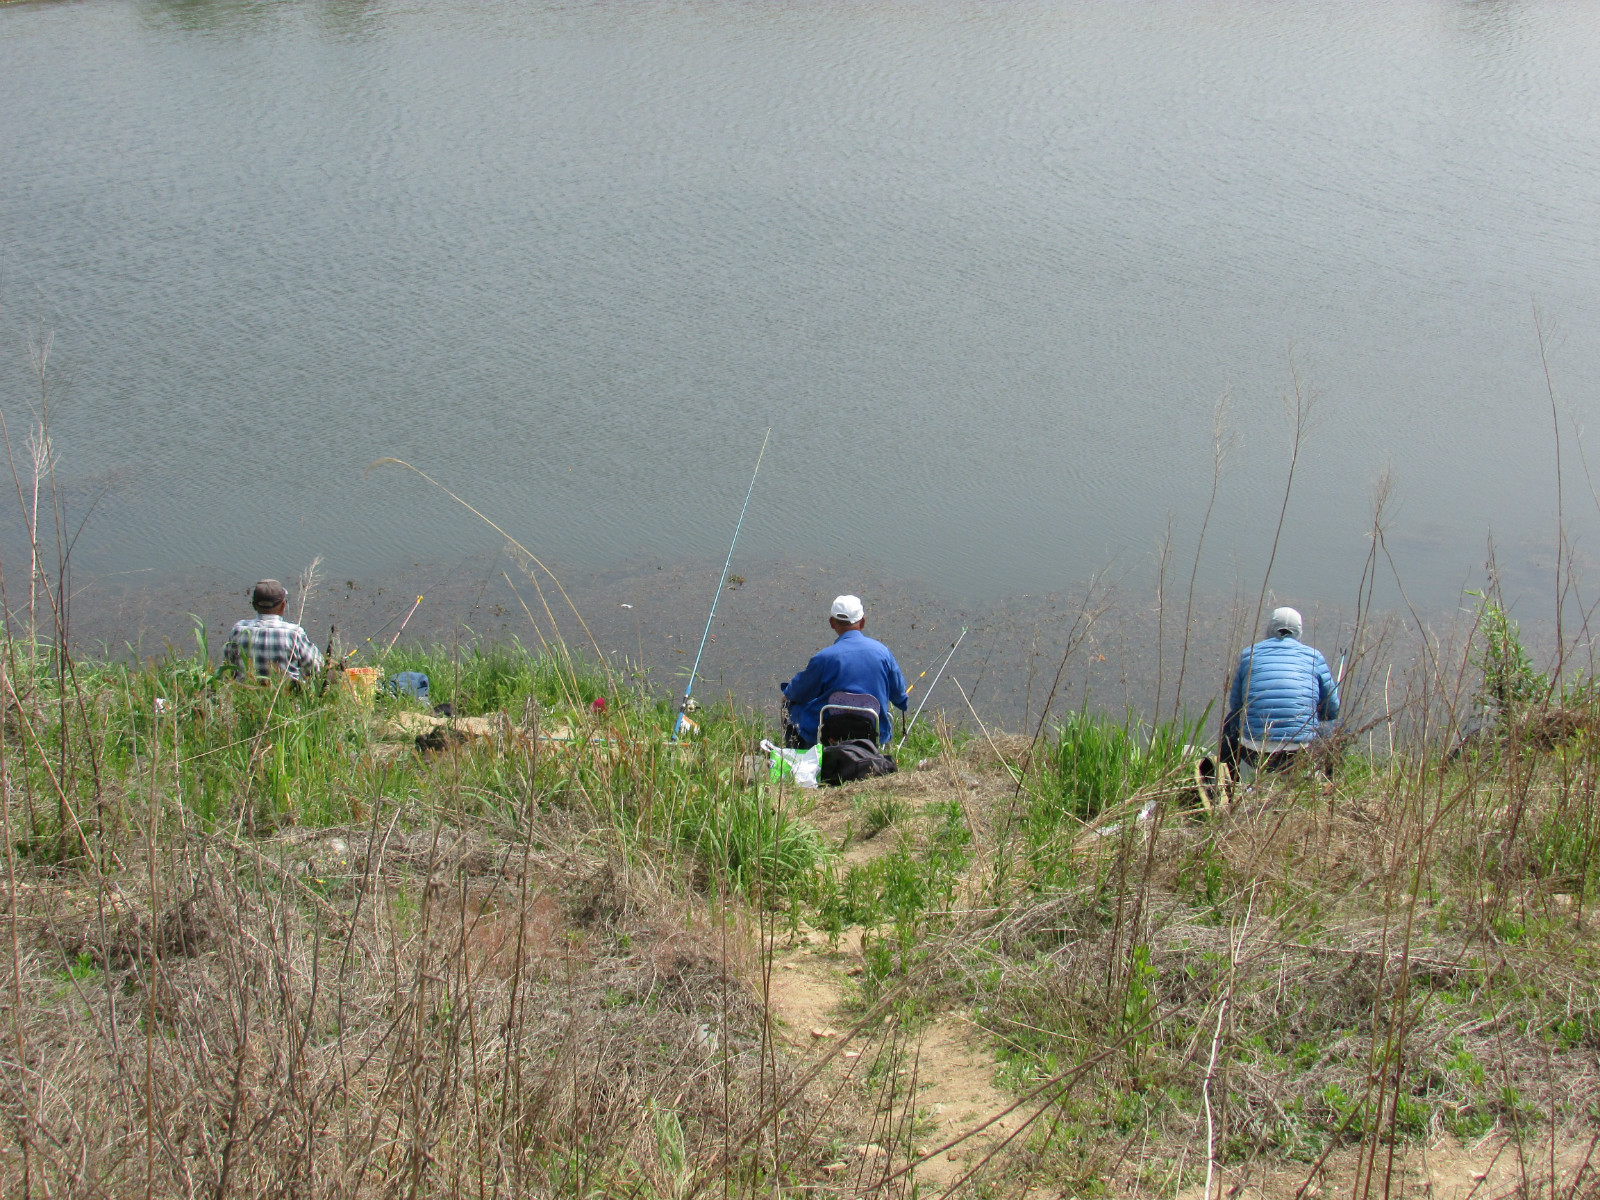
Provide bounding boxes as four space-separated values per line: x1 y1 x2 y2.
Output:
3 636 1600 1198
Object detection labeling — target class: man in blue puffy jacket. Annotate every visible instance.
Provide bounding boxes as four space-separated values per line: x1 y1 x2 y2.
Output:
1221 606 1340 775
780 594 909 748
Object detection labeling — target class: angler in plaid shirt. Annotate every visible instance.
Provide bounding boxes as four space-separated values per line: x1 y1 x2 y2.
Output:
223 579 324 682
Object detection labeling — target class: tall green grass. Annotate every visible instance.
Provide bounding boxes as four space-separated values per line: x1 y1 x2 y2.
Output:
1018 709 1209 891
378 639 615 717
1035 709 1208 822
7 638 828 900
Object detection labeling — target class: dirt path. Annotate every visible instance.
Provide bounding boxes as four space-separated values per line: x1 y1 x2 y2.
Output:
1176 1131 1600 1200
908 1015 1027 1191
757 756 1031 1193
766 925 1019 1194
768 931 1600 1200
762 752 1600 1199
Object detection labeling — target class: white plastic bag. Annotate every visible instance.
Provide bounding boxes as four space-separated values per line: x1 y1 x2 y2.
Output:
760 739 820 789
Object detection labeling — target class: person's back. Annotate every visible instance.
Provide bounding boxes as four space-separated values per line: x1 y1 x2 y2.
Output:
1223 606 1338 770
781 595 908 747
224 579 324 683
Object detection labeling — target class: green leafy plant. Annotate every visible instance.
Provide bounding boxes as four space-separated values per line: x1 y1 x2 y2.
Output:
1469 591 1547 720
858 792 907 837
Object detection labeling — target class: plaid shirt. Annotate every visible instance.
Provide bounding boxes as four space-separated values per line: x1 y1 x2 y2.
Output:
223 614 324 682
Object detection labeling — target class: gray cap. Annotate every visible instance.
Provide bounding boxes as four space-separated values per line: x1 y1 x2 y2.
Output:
251 579 287 611
1268 606 1302 639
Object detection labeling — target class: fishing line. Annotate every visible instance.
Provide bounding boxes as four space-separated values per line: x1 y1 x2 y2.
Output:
672 428 771 742
348 594 424 660
898 625 966 747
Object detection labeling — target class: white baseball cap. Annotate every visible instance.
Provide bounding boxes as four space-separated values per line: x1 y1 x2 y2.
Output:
1268 606 1302 639
830 594 865 624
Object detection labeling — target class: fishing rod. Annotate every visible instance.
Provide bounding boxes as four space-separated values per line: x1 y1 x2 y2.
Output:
900 639 951 705
904 648 943 699
672 429 771 742
385 594 425 653
340 594 424 662
898 625 967 747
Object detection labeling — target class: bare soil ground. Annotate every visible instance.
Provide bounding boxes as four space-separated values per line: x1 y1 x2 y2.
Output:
1177 1132 1600 1200
763 744 1600 1200
765 921 1024 1195
762 750 1035 1193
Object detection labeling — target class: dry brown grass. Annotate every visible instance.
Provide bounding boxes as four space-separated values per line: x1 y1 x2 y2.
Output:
0 805 838 1198
756 719 1600 1200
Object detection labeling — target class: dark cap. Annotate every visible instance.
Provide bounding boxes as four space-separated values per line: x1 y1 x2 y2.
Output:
251 579 287 611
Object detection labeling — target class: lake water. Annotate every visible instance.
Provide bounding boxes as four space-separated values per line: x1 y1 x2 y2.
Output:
3 0 1600 705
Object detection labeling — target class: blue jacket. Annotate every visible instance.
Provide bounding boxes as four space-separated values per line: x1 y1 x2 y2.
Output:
1224 636 1339 746
781 630 909 746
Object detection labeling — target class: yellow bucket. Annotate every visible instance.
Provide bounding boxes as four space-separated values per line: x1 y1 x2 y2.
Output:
334 666 381 706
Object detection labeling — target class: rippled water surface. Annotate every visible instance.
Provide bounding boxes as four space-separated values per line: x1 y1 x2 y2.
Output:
3 0 1599 618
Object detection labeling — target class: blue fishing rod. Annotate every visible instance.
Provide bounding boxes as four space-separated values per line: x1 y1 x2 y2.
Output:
672 429 771 742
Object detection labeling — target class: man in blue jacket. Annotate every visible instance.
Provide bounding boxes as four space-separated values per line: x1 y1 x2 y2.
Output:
1222 606 1340 775
780 594 909 748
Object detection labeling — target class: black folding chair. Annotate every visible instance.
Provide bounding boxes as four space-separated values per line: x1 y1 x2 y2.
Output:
817 691 882 746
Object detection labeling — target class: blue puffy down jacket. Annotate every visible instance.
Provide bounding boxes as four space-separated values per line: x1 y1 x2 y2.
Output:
1224 636 1339 745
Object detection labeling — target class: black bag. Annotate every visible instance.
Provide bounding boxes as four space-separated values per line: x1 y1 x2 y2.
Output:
820 738 898 786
